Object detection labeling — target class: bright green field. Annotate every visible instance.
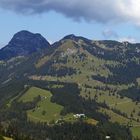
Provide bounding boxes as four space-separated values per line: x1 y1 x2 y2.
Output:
19 87 64 123
131 127 140 138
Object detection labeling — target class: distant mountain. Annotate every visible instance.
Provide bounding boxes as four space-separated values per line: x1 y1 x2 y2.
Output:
0 30 50 60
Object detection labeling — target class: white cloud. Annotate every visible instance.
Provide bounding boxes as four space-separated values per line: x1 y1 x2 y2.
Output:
102 29 137 43
118 36 136 43
102 29 118 39
0 0 140 25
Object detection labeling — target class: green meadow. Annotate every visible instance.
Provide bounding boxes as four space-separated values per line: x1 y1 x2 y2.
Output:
19 87 64 123
19 87 74 123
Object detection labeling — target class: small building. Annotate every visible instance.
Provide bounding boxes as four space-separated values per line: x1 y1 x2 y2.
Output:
73 114 86 119
41 96 47 100
105 136 111 139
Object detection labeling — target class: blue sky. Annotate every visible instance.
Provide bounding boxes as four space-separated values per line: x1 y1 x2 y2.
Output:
0 0 140 48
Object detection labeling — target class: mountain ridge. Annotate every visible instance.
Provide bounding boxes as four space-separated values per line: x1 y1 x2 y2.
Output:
0 30 140 55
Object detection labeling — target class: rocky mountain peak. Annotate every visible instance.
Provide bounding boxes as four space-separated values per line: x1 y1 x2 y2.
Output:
0 30 50 60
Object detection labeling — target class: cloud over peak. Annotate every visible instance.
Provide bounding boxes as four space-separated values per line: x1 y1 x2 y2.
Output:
0 0 140 24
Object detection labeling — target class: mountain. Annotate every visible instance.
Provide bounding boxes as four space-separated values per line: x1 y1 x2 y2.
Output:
0 30 50 60
0 31 140 139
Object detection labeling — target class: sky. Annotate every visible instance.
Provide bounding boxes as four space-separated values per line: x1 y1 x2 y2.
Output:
0 0 140 48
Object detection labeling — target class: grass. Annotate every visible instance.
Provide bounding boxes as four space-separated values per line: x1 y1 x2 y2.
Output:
3 136 13 140
19 87 64 123
131 127 140 138
99 108 140 126
85 118 98 125
114 100 140 118
86 89 140 125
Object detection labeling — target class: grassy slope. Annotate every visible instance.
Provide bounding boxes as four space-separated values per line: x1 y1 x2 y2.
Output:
131 127 140 138
99 108 139 126
31 41 140 123
19 40 140 137
19 87 64 123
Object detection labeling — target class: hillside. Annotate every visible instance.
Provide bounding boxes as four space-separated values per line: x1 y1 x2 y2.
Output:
18 86 64 123
0 31 140 139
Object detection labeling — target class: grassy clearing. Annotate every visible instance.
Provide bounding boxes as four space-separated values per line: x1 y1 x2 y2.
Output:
19 87 64 123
